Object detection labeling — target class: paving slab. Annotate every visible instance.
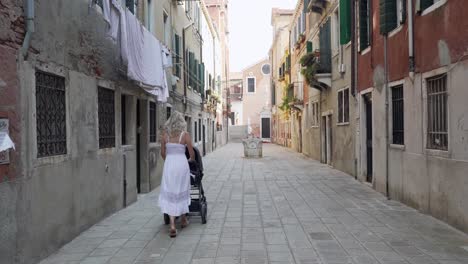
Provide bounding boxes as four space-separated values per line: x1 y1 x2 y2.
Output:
39 143 468 264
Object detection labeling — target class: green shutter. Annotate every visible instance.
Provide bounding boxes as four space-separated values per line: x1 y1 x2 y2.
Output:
189 52 194 87
304 0 310 13
420 0 434 12
339 0 351 44
306 41 313 53
359 0 370 50
201 63 205 97
174 34 181 77
379 0 397 35
195 59 199 92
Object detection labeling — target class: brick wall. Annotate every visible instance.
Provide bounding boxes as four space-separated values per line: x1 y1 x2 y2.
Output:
0 0 24 182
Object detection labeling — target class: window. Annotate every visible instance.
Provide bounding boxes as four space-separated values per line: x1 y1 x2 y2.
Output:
339 0 352 44
311 102 319 127
149 102 156 143
35 71 67 157
126 0 136 14
419 0 444 13
174 34 181 77
427 74 448 150
247 77 255 93
359 0 371 51
337 88 350 124
121 95 127 145
166 106 172 120
185 0 192 17
380 0 406 35
98 87 116 149
262 64 271 75
198 118 201 142
147 0 153 32
391 85 404 145
194 121 198 142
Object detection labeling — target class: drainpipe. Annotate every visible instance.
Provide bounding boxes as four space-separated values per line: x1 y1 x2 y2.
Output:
21 0 35 59
408 0 415 78
384 36 390 199
351 0 358 179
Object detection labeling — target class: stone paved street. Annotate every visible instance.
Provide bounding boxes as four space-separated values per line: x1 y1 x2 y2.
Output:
40 143 468 264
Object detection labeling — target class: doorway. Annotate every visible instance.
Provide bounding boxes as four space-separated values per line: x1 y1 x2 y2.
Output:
136 100 141 193
321 114 332 165
364 94 373 183
261 117 271 140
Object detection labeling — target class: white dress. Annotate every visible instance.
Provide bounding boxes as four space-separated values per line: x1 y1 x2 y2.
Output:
158 132 191 217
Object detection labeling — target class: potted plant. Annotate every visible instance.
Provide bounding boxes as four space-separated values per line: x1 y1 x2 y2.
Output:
299 53 319 86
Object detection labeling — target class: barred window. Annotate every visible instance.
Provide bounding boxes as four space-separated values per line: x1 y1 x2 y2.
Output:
427 74 448 150
149 102 157 143
194 121 198 142
391 85 404 145
121 95 128 145
338 88 350 124
166 106 172 120
98 87 115 149
36 71 67 157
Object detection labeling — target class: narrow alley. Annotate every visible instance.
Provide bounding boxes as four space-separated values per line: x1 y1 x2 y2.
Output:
40 144 468 264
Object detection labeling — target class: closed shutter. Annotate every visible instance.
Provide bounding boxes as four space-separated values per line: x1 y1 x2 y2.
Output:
195 59 199 92
307 41 313 53
339 0 351 44
201 63 205 96
359 0 370 50
174 34 181 77
189 52 194 88
379 0 397 35
319 19 332 73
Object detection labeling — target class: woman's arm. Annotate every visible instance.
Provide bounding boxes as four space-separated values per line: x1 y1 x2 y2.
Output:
185 132 195 161
160 132 167 160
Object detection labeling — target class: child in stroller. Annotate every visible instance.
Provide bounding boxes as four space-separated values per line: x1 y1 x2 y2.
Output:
164 146 207 225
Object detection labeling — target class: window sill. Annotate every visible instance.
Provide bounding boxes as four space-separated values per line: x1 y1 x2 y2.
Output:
390 144 405 151
360 47 371 55
122 145 135 151
421 0 447 16
425 148 450 158
337 122 350 126
344 42 352 49
311 125 319 129
98 147 117 155
388 25 403 38
34 154 71 167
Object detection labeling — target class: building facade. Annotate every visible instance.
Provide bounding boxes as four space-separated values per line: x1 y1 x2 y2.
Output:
356 0 468 232
0 0 226 263
270 8 294 147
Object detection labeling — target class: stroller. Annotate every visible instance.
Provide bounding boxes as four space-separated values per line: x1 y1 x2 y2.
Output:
163 146 207 225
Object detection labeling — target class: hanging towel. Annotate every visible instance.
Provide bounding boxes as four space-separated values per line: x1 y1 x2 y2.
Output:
162 46 173 69
108 0 120 41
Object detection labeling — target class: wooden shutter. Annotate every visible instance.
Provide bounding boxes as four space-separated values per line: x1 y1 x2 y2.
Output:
359 0 370 50
174 34 181 77
307 41 313 53
304 0 310 14
319 19 332 73
379 0 397 35
339 0 351 44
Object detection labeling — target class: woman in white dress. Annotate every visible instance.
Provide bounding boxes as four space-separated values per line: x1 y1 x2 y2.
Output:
159 111 195 237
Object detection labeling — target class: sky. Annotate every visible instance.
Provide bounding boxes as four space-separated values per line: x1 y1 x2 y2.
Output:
229 0 297 72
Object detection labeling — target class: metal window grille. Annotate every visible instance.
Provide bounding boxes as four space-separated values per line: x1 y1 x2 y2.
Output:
194 121 198 141
391 85 404 145
198 119 201 141
344 88 349 123
149 102 157 142
35 71 67 157
427 74 448 150
166 106 172 120
98 87 115 149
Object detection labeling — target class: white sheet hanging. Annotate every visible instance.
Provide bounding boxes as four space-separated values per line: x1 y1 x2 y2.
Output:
162 46 173 69
102 0 111 25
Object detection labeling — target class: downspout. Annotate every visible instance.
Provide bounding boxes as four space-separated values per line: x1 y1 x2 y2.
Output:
351 0 358 179
408 0 415 78
384 35 390 199
21 0 35 59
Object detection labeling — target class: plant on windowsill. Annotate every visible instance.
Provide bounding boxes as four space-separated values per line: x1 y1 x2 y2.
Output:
298 34 305 43
299 52 319 86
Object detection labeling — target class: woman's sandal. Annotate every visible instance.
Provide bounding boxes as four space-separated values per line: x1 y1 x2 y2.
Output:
169 228 177 238
181 218 189 229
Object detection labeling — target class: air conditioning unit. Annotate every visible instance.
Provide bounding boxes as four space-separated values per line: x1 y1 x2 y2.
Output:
338 63 346 74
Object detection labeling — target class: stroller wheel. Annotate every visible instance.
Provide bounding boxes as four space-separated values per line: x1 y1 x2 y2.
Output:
164 214 170 225
201 201 208 224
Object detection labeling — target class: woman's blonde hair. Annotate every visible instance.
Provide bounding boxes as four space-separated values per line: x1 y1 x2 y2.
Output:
164 110 187 136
